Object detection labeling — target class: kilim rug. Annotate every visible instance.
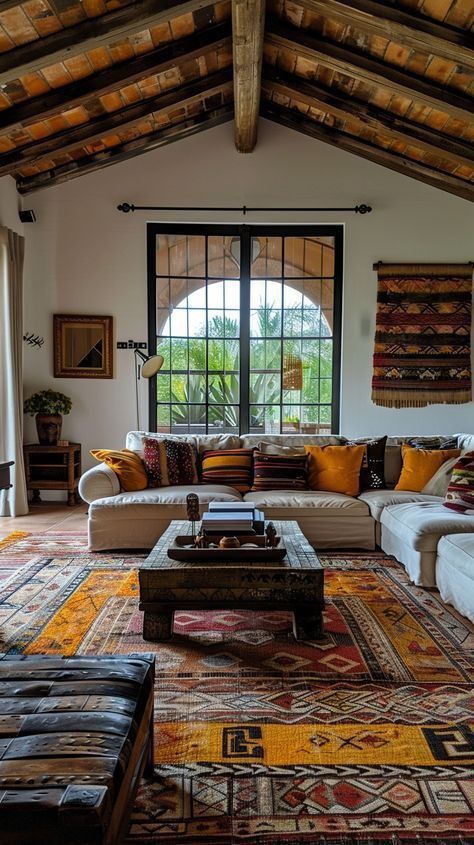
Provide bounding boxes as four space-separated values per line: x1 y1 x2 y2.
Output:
0 530 473 844
371 262 473 408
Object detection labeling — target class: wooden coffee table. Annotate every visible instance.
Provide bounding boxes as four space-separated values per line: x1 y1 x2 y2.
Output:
139 519 324 642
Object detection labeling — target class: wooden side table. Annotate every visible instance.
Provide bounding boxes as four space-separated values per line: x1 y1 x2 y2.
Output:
23 443 81 506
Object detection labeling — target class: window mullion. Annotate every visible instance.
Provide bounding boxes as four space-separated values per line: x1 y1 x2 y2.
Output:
239 227 251 435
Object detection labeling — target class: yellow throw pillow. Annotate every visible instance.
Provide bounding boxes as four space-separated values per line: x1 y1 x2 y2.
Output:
90 448 148 491
395 445 461 493
304 444 365 496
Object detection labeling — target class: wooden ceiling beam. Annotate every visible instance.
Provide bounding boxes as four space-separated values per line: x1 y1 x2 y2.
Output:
263 64 474 169
232 0 265 152
0 0 218 85
0 20 231 134
262 100 474 202
294 0 474 68
16 104 233 194
266 17 474 124
0 68 233 177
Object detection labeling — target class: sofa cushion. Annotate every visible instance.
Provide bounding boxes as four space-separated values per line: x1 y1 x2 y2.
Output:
395 446 460 492
380 502 474 552
437 534 474 582
125 431 241 455
93 484 242 507
305 444 365 496
243 490 369 515
143 437 198 487
421 456 459 497
358 490 442 522
251 450 307 491
444 452 474 513
436 534 474 623
457 433 474 454
241 434 343 450
201 448 253 492
257 441 305 456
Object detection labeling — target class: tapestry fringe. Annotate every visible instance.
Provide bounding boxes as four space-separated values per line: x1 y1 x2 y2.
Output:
371 389 472 408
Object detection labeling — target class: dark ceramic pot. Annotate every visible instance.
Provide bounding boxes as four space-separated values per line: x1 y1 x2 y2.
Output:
35 413 62 445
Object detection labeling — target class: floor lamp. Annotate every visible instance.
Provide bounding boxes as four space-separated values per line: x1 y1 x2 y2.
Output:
134 350 164 429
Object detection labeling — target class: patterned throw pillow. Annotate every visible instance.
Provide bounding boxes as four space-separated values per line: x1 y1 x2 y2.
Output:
344 436 387 490
443 452 474 513
142 438 198 487
201 449 253 493
407 436 458 450
252 450 307 491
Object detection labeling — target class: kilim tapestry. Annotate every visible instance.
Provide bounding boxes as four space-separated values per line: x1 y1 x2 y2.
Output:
372 262 473 408
0 530 473 844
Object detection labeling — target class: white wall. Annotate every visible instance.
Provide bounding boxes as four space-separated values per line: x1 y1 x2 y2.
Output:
20 119 474 468
0 175 22 235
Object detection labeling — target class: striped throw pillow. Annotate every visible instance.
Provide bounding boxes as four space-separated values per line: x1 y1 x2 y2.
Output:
252 450 307 492
143 438 198 487
443 452 474 513
201 449 254 493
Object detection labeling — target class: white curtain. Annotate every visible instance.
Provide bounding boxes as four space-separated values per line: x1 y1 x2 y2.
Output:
0 226 28 516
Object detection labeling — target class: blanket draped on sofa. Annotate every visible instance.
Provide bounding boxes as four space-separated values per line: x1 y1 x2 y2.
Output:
372 262 473 408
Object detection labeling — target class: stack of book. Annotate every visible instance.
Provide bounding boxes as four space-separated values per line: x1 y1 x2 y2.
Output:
202 501 265 534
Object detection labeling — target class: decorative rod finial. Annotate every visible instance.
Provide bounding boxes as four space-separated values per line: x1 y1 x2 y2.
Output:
355 204 372 214
117 202 135 213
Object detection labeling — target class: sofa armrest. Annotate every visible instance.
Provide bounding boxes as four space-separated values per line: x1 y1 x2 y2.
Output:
79 463 120 504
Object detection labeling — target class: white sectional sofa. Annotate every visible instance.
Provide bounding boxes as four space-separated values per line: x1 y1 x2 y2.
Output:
79 430 474 622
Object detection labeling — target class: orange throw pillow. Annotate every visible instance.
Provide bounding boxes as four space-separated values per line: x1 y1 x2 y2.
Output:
395 445 461 493
90 448 148 491
304 444 365 496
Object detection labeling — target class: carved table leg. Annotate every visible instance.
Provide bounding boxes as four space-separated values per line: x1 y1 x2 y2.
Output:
294 608 324 641
143 609 173 641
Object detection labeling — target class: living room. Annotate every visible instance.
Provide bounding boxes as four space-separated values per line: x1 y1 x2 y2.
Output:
0 0 473 842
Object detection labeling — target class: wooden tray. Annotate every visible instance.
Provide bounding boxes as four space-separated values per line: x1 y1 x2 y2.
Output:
167 534 287 563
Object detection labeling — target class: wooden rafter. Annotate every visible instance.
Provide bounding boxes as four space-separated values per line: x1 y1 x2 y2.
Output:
0 0 218 85
232 0 265 152
266 17 474 124
294 0 474 68
262 100 474 202
0 21 231 134
0 69 233 177
16 105 233 194
263 64 474 169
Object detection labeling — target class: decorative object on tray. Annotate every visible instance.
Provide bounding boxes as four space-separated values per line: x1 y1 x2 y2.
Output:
265 521 277 547
24 388 72 445
186 492 200 538
167 533 287 563
372 262 473 408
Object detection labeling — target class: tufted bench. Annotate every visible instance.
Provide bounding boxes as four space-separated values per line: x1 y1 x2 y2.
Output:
0 653 155 845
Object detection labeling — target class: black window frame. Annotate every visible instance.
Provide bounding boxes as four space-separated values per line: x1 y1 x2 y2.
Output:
147 223 343 434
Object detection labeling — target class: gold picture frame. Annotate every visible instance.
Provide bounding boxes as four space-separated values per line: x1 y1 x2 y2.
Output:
53 315 113 379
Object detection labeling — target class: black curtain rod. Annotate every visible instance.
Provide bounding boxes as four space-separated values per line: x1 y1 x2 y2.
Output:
117 202 372 215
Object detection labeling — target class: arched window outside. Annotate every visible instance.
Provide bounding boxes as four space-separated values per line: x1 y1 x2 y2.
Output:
149 226 342 434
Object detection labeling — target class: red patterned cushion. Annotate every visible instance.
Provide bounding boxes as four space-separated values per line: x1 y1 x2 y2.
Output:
251 450 307 491
143 438 198 487
443 452 474 513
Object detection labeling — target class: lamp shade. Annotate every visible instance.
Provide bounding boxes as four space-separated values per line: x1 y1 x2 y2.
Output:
141 354 164 378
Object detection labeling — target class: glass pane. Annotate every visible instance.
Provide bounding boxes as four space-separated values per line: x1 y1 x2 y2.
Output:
282 405 302 434
157 404 170 432
224 279 240 309
189 374 206 403
157 337 170 368
168 235 205 277
157 373 170 402
302 405 320 434
208 339 224 370
320 339 333 377
321 311 333 338
224 339 239 370
319 405 332 427
284 236 335 277
249 404 280 434
251 236 282 277
208 236 240 279
224 310 240 337
170 310 188 337
320 379 332 404
171 374 187 403
188 309 207 337
157 309 170 336
208 311 224 336
171 339 188 370
187 338 205 370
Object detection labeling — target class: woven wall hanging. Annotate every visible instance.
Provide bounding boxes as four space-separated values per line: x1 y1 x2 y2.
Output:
372 262 473 408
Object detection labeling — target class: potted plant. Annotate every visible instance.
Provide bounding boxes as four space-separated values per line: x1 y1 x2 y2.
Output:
24 389 72 445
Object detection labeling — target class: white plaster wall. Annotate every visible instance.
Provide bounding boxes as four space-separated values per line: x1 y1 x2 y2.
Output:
0 175 22 235
19 119 474 468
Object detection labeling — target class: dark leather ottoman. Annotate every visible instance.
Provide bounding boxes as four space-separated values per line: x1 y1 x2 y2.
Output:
0 653 155 845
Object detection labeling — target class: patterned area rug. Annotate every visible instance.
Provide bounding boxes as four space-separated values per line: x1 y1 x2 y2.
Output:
0 531 472 844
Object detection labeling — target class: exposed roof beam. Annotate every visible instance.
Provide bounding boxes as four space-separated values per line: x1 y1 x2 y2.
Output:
0 69 233 177
0 0 218 85
263 64 474 169
262 100 474 202
266 17 474 124
16 104 233 194
0 20 231 134
295 0 474 68
232 0 265 152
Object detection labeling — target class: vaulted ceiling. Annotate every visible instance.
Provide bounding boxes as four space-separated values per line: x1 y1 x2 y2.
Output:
0 0 472 198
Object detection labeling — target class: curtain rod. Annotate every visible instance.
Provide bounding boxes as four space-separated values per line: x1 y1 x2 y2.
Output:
117 202 372 215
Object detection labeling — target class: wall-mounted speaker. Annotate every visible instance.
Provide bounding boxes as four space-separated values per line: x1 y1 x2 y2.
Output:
19 209 36 223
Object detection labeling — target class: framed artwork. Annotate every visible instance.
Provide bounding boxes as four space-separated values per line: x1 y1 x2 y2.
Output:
53 315 113 378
